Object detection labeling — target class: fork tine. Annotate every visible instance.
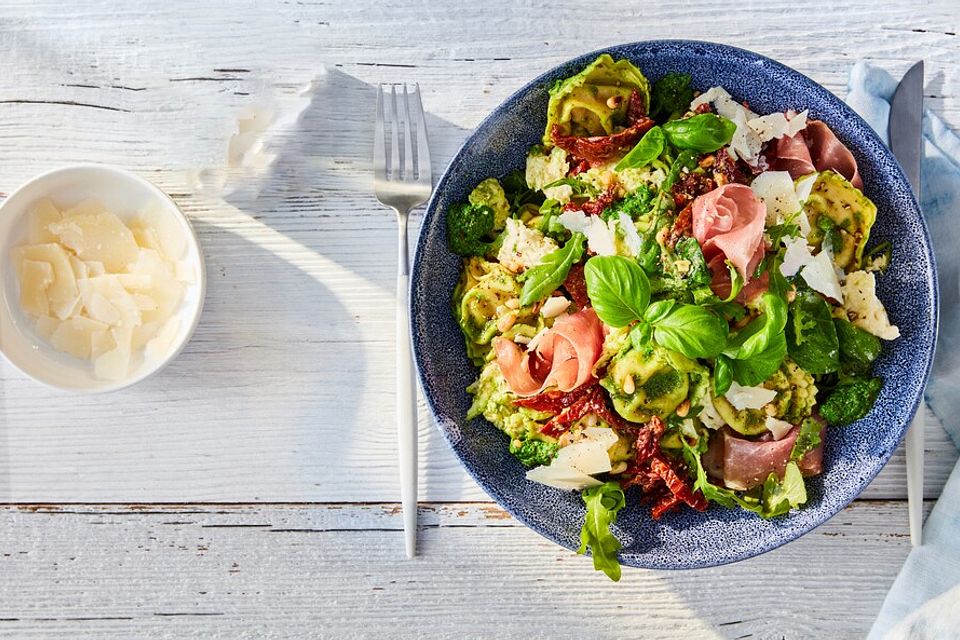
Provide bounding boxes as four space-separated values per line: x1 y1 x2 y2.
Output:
389 85 401 181
374 84 386 182
412 83 431 185
401 85 415 181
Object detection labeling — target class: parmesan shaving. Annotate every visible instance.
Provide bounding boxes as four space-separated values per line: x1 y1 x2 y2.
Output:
12 199 191 380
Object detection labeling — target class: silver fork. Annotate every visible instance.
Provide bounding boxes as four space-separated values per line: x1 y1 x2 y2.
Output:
374 83 432 558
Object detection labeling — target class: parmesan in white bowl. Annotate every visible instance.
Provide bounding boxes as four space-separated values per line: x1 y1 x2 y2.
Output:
0 164 205 392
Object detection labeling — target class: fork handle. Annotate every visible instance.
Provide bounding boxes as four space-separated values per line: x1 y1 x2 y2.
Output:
397 257 418 558
906 400 924 546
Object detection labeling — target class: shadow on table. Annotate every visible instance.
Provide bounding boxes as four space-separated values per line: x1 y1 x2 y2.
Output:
216 66 477 500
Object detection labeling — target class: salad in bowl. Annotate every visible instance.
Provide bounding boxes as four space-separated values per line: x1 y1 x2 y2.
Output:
446 54 898 579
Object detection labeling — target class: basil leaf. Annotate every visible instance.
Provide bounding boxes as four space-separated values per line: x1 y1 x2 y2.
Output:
518 233 585 306
786 289 840 374
615 126 665 171
835 318 882 374
653 305 728 359
630 322 653 350
662 113 737 153
724 294 788 361
578 481 626 581
584 255 651 327
729 332 787 386
713 354 733 396
643 299 676 324
761 462 808 518
790 418 822 461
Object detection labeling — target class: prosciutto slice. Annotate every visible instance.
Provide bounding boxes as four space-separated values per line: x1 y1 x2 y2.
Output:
691 184 766 280
768 120 863 189
712 426 825 490
493 308 604 397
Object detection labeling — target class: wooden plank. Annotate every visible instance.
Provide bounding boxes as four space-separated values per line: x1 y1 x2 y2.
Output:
0 501 929 638
0 0 955 504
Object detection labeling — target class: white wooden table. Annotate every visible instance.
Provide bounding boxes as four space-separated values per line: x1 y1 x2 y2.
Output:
0 1 957 637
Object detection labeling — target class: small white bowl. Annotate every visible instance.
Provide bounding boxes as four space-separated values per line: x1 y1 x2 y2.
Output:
0 164 206 393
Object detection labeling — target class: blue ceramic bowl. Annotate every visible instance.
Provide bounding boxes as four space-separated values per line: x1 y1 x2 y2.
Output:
410 40 937 569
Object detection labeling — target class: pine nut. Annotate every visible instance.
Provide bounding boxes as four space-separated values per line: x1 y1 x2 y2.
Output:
610 462 628 475
497 312 517 333
675 399 690 418
622 374 635 395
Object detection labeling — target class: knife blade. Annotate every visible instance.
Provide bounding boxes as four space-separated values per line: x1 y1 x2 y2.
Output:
889 60 924 547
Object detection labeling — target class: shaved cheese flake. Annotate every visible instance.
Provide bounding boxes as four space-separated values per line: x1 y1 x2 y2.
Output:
50 316 108 360
49 211 139 272
29 198 62 244
145 317 180 361
618 212 643 257
12 243 79 320
794 173 818 205
751 171 801 225
698 394 725 430
35 315 59 341
581 426 620 451
94 327 133 381
540 296 571 319
800 250 844 302
12 200 192 380
841 271 900 340
18 259 54 317
557 210 617 256
525 464 603 491
725 381 777 410
766 417 795 441
555 440 613 476
780 236 815 278
747 109 808 141
62 198 105 218
90 329 116 360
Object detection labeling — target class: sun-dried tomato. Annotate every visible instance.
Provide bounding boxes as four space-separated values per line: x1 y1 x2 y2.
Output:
672 170 716 210
649 456 708 512
666 204 693 249
535 385 633 438
712 147 751 186
621 416 707 519
626 88 647 121
568 156 591 177
693 102 712 114
512 380 596 413
563 188 619 217
562 262 590 309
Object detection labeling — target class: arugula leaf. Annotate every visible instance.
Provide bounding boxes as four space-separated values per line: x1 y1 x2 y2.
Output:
542 177 599 198
655 150 699 213
713 354 733 396
835 318 882 374
654 304 728 359
662 114 737 153
790 418 822 461
578 482 626 581
673 237 712 287
817 215 843 255
519 233 586 306
681 436 763 514
650 72 695 121
786 289 840 374
584 255 651 327
761 462 808 518
615 126 665 171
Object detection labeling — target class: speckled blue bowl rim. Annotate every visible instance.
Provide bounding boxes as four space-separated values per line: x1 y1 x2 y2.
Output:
410 40 938 570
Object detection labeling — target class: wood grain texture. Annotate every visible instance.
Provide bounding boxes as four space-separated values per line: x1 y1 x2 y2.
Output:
0 0 956 503
0 501 933 639
0 2 957 637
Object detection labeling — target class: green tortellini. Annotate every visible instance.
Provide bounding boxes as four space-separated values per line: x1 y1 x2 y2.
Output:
600 343 691 422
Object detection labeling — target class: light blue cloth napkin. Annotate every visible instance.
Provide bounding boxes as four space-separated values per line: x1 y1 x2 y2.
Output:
847 61 960 640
